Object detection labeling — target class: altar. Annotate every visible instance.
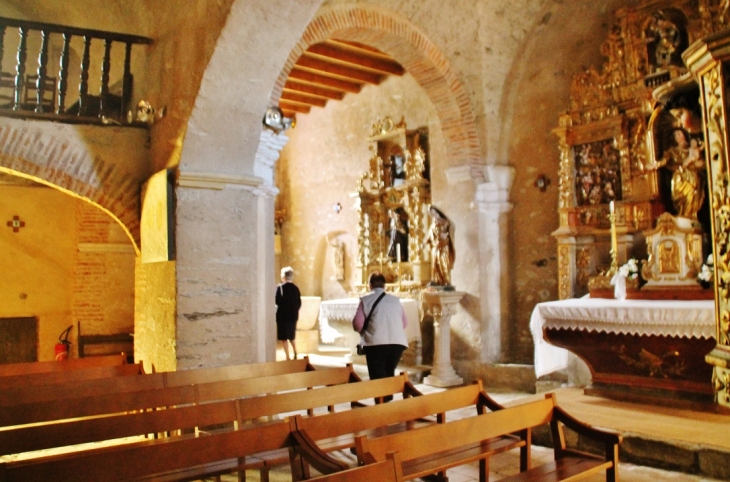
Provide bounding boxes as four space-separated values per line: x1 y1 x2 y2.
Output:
318 297 421 363
531 297 716 406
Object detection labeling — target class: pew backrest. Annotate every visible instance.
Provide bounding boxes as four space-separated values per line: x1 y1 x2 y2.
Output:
0 365 357 428
0 362 144 389
308 453 404 482
0 357 311 407
0 354 127 377
0 372 412 457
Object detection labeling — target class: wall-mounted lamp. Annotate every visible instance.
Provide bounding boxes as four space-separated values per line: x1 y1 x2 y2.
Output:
534 174 551 192
263 106 294 134
127 100 166 125
333 202 342 214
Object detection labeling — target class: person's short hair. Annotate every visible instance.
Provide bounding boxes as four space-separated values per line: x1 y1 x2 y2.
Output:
281 266 294 280
369 272 386 289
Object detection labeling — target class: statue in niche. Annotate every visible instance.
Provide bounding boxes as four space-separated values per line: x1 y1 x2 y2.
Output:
646 10 683 70
386 207 409 262
328 235 346 281
390 147 406 187
647 104 707 222
425 206 455 287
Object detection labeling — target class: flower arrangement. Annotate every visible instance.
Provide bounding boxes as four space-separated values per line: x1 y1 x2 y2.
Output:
698 254 714 287
618 258 640 280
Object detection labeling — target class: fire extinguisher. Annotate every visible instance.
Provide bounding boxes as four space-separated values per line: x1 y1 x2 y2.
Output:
55 325 73 361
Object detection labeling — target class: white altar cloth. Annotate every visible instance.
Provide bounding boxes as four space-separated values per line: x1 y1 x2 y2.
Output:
530 297 715 378
318 298 420 343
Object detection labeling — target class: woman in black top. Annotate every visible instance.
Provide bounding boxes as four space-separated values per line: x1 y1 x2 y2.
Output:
275 266 301 360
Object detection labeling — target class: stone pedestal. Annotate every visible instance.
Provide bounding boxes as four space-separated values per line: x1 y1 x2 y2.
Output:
422 290 465 387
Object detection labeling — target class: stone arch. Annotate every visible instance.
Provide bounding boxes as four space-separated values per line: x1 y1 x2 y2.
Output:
271 3 483 169
0 119 142 251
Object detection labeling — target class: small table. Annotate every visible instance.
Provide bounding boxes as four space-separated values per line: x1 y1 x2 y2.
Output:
531 297 716 405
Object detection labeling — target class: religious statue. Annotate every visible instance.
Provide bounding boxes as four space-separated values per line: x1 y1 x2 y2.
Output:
646 127 706 221
386 207 409 263
646 10 682 70
425 206 455 287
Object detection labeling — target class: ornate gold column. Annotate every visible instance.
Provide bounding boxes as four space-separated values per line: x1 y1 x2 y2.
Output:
684 32 730 407
421 290 465 387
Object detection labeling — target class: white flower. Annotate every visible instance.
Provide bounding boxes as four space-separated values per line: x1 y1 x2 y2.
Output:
698 264 714 283
618 258 639 279
706 254 714 266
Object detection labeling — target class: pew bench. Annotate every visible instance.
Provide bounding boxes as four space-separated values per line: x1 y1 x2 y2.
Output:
0 354 127 377
287 381 519 482
354 393 621 482
0 362 145 389
308 453 403 482
0 357 314 407
0 364 358 428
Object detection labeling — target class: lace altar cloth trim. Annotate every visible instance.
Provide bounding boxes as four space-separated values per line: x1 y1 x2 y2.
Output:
530 297 715 378
537 298 715 338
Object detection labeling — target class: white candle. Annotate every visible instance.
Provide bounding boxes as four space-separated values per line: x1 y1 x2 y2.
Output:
610 200 615 215
396 243 401 264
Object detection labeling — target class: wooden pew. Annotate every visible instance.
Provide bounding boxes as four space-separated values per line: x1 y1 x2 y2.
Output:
353 393 622 482
0 374 418 481
0 354 127 377
0 373 415 458
0 365 358 428
307 453 404 482
0 357 313 407
287 381 519 481
0 362 144 389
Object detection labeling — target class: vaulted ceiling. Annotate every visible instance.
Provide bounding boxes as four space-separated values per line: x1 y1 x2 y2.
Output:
279 39 405 118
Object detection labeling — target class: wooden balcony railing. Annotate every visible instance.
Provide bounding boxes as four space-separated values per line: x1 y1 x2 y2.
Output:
0 17 152 126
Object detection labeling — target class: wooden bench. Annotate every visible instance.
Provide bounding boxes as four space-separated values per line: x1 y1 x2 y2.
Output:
0 354 128 377
0 374 418 481
0 362 145 389
307 453 403 482
288 381 519 481
0 364 358 428
0 357 313 407
354 393 622 482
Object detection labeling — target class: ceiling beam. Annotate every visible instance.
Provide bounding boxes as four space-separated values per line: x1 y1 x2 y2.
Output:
308 43 405 76
279 100 311 114
298 56 384 84
284 80 344 100
280 91 328 108
281 109 298 119
288 68 362 94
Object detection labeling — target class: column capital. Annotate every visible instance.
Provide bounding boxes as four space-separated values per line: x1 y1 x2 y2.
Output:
475 165 515 212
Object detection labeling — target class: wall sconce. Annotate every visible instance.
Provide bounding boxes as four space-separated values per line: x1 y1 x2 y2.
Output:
263 106 294 134
534 174 551 192
127 100 166 125
333 202 342 214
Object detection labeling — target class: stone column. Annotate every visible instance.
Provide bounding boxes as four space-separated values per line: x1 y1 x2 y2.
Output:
475 165 514 363
685 33 730 408
422 290 465 387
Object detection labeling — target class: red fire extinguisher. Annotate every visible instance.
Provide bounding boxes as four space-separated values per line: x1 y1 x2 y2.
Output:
55 325 73 361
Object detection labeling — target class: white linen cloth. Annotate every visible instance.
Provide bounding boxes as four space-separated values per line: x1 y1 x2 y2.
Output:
318 298 420 343
530 297 715 378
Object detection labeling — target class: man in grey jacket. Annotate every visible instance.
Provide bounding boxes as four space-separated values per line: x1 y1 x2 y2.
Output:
352 272 408 401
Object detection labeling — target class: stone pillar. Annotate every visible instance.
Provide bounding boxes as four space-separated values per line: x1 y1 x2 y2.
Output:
422 290 465 387
685 33 730 408
475 165 514 363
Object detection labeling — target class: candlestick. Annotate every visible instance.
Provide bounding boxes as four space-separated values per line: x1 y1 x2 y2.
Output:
609 201 618 274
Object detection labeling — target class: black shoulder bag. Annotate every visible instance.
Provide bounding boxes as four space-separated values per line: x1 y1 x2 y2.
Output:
356 292 387 355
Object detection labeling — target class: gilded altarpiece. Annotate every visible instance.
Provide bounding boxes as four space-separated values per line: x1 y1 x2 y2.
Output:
685 34 730 407
356 117 431 294
553 1 725 299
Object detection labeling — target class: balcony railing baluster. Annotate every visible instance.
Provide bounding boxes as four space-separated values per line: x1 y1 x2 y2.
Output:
57 33 71 115
35 29 49 113
0 16 152 126
13 27 27 112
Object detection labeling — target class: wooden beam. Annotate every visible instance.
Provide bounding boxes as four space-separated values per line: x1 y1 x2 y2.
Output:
280 91 327 108
297 55 384 84
279 100 311 114
308 43 404 76
284 80 344 101
287 68 362 94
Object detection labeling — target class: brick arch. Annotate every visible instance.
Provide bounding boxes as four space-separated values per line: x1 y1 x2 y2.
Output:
272 4 482 167
0 121 141 251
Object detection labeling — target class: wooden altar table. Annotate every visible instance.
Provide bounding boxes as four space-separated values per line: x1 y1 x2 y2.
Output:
531 297 716 406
